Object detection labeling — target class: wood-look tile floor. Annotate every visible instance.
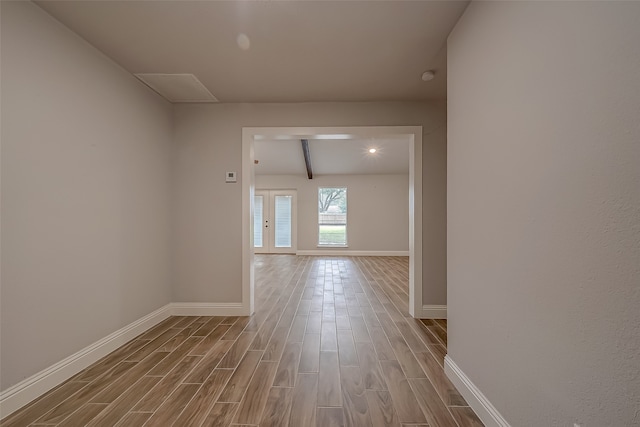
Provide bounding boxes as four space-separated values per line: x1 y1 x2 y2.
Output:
2 256 484 427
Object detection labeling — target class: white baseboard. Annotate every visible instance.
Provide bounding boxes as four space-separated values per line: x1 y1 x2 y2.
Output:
170 302 246 316
0 304 172 420
296 250 409 257
0 301 250 420
444 356 511 427
418 304 447 319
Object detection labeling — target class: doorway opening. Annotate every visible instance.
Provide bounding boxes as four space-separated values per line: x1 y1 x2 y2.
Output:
242 126 422 317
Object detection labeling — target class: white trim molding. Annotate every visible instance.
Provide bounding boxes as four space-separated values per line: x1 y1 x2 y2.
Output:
445 356 511 427
296 250 409 257
243 126 423 319
419 304 447 319
170 302 246 316
0 304 172 420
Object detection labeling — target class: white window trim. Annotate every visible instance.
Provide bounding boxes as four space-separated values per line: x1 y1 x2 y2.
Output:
317 186 348 247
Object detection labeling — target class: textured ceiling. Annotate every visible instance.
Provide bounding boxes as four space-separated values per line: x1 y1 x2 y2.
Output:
36 0 469 103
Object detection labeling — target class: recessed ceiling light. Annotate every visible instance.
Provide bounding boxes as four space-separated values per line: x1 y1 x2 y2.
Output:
421 70 435 82
369 148 377 154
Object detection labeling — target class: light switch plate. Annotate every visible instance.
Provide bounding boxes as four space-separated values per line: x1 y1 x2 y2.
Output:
225 171 237 183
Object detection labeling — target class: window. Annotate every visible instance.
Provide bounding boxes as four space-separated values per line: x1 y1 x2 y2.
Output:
318 187 347 246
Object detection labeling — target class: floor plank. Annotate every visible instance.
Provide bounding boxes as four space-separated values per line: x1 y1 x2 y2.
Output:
173 368 234 426
317 407 345 427
273 341 302 387
133 355 203 411
337 330 359 366
414 351 467 406
222 317 252 341
289 373 318 427
386 334 427 379
184 339 235 384
350 316 372 343
340 365 373 427
450 406 486 427
369 327 397 361
2 380 88 427
427 344 447 368
193 317 224 337
394 320 429 353
57 403 108 427
217 332 258 369
379 360 428 424
34 362 134 424
299 333 321 372
189 324 232 356
321 321 339 351
90 352 168 404
218 350 263 402
356 342 387 391
124 329 180 362
143 382 201 426
318 351 342 407
72 339 147 382
259 387 294 427
86 376 161 426
366 390 401 427
408 378 459 427
113 411 152 427
233 361 279 424
262 324 291 361
287 315 307 342
201 402 239 427
147 336 203 376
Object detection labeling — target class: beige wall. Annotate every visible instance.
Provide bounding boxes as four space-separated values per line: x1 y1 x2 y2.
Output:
0 2 174 390
172 102 447 305
256 174 409 252
448 2 640 425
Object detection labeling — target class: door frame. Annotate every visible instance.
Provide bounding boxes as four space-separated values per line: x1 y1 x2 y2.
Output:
241 126 422 317
254 189 297 254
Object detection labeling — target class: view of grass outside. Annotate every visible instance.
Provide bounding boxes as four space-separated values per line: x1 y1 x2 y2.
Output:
318 225 347 245
318 187 347 246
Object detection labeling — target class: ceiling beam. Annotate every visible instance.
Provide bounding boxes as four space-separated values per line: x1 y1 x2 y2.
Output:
301 139 313 179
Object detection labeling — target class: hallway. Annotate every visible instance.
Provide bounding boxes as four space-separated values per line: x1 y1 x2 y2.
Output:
2 256 482 427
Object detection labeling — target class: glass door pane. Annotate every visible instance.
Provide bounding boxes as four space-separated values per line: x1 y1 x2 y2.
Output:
274 195 292 248
254 195 264 248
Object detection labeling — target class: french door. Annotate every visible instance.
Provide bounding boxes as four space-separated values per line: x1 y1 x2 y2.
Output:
254 190 297 254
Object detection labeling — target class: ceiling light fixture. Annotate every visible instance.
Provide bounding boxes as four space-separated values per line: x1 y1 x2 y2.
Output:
368 148 377 154
421 70 435 81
